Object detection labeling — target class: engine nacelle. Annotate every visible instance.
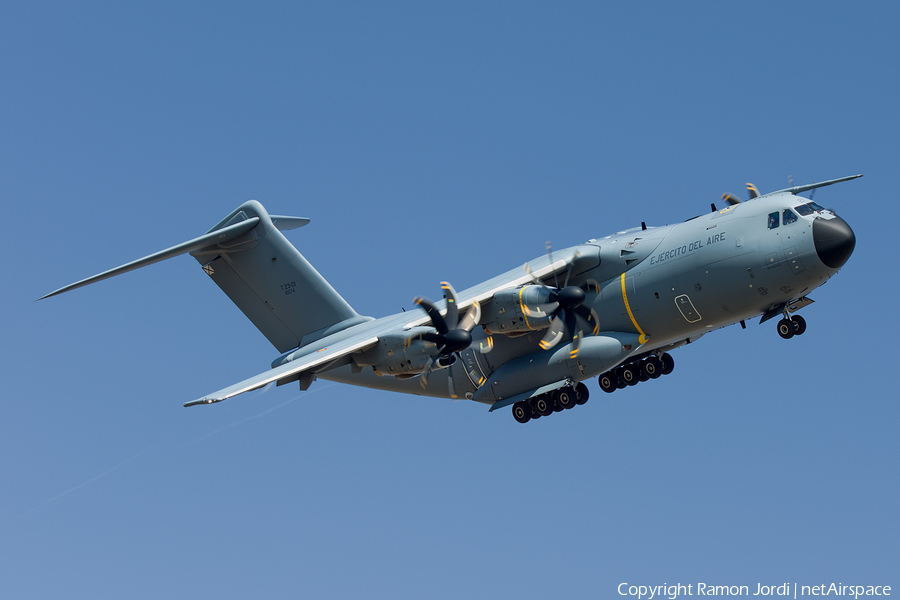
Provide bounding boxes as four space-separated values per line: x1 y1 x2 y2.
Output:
352 328 438 377
481 286 554 335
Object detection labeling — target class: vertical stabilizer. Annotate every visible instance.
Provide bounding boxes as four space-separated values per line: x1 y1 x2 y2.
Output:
191 200 370 353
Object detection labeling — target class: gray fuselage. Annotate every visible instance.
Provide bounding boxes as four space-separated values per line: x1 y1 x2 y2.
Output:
320 192 854 404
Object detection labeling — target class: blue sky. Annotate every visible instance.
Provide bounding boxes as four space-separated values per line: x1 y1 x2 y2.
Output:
2 2 897 598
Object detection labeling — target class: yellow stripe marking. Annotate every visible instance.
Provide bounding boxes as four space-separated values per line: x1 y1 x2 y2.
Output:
519 287 540 331
620 274 648 344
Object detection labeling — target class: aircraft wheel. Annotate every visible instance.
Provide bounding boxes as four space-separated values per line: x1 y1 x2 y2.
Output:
552 396 565 412
575 382 590 404
555 387 576 410
792 315 807 336
512 401 531 423
638 366 650 382
598 372 617 393
620 364 639 386
616 372 627 389
777 318 795 339
534 395 554 417
644 356 663 379
660 353 675 375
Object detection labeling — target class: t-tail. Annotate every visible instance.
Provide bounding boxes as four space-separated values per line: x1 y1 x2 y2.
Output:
40 200 371 353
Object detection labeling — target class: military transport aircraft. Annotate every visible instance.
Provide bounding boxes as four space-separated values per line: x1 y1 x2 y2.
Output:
41 175 859 423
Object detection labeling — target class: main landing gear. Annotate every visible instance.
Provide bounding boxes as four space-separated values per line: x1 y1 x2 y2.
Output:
511 382 590 424
777 314 807 340
597 352 675 394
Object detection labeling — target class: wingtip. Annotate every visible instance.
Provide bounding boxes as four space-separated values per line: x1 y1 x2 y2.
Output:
37 289 63 301
184 397 223 407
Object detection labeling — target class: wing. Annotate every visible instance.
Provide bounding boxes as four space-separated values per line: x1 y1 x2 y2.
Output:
185 335 379 407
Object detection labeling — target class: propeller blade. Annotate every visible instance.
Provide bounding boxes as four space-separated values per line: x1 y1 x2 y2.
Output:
539 315 565 350
522 301 559 319
573 304 600 335
440 281 459 330
563 308 580 341
546 241 560 288
569 330 583 359
562 249 580 288
721 193 742 206
458 301 481 332
581 279 602 294
412 331 444 346
414 296 449 335
478 336 494 354
448 367 457 399
523 262 544 287
419 355 436 389
746 183 760 199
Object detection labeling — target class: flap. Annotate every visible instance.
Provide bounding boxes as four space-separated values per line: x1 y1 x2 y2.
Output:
185 335 379 406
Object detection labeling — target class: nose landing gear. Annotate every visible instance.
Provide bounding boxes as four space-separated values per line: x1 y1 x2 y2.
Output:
777 314 807 340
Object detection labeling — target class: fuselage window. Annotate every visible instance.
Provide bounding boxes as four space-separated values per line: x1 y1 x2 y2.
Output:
795 204 815 216
767 212 780 229
782 209 798 225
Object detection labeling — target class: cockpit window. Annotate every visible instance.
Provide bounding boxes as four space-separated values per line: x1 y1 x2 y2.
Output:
795 204 815 216
782 209 798 225
808 201 826 212
767 212 780 229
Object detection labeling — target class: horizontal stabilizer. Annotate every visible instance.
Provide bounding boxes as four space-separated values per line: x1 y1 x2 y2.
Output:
39 217 260 300
270 215 310 231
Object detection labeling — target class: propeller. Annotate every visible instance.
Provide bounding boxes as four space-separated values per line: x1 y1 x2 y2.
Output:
721 182 761 205
412 281 486 390
523 243 600 356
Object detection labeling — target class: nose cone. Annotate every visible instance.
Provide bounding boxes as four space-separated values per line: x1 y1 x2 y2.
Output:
813 215 856 269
